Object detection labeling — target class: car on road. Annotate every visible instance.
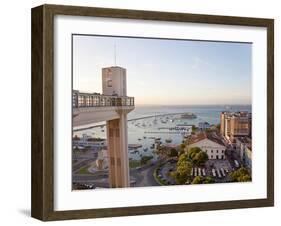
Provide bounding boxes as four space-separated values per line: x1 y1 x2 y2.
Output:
234 160 240 168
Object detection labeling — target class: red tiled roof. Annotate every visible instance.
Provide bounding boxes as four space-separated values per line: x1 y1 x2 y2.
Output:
188 132 225 146
188 133 207 145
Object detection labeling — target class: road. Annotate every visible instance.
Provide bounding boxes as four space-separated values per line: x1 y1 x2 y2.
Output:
72 158 96 173
225 148 242 170
73 162 159 188
131 163 159 187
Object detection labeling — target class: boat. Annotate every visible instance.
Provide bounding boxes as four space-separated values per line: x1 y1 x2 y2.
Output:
128 144 142 150
165 138 172 143
129 150 137 154
181 113 197 119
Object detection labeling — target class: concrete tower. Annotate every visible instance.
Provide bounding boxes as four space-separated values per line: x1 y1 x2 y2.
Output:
102 66 132 188
102 67 127 96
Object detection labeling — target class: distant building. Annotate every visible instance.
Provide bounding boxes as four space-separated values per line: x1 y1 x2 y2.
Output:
244 145 252 170
96 149 109 170
72 134 106 149
187 132 226 160
198 122 210 130
236 137 252 169
220 111 251 142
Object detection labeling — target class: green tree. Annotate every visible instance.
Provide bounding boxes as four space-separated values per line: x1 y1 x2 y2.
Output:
172 154 192 184
216 123 221 130
140 155 153 165
203 176 214 184
179 143 186 154
179 150 185 156
188 147 201 159
169 148 178 157
177 153 189 165
180 143 186 149
192 125 196 132
230 167 251 182
188 147 209 166
193 151 208 165
191 176 214 184
191 176 203 184
156 145 167 158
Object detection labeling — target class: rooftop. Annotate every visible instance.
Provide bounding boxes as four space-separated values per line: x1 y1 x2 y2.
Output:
221 111 251 118
188 132 225 146
246 144 252 151
236 136 252 144
102 66 126 70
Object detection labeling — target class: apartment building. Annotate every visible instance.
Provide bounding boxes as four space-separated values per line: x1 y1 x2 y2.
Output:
220 111 251 142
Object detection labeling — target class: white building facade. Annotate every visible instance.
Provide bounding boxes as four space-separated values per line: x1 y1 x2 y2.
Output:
188 134 226 160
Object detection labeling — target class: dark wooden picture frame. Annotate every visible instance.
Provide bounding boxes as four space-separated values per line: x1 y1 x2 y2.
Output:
31 4 274 221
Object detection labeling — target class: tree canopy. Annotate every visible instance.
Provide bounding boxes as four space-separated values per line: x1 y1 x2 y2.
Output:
191 176 214 184
168 148 178 157
230 167 251 182
188 147 208 165
140 155 153 165
172 154 192 184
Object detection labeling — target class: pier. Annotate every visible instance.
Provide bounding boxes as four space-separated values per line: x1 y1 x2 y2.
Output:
144 131 184 134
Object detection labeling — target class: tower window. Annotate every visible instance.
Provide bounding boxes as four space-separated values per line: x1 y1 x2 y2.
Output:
107 80 112 87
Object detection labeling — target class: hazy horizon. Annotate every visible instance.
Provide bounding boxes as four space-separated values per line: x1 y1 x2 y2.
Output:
73 35 252 105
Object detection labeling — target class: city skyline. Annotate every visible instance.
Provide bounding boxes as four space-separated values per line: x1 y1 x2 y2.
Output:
73 35 252 105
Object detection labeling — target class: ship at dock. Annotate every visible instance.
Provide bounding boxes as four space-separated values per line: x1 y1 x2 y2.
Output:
180 113 197 119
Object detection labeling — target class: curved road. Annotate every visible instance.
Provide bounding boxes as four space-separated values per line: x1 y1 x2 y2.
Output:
73 163 160 188
130 163 159 187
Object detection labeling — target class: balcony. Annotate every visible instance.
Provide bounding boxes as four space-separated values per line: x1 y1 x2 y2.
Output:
73 91 135 126
73 92 134 108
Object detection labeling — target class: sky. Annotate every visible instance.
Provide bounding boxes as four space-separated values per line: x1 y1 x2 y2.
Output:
73 35 252 105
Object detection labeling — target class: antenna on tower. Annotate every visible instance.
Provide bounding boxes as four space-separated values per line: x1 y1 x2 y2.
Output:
114 43 117 66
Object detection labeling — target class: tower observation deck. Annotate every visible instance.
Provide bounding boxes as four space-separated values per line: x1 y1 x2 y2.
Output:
73 66 135 188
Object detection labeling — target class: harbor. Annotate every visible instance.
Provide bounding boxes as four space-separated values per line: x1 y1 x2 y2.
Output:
73 105 251 162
